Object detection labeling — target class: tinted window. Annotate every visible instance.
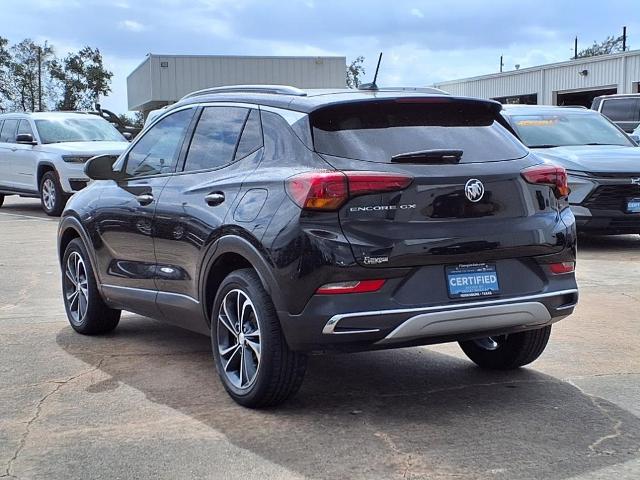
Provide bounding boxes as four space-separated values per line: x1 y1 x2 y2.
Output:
510 113 633 148
184 107 248 171
311 101 528 163
35 117 125 143
17 120 34 138
0 119 19 143
125 108 194 177
235 109 263 160
601 98 640 122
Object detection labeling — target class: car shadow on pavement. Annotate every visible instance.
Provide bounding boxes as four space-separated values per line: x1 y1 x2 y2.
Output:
0 198 50 219
56 318 640 480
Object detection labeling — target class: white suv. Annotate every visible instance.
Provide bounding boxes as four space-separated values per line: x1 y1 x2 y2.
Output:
0 112 129 215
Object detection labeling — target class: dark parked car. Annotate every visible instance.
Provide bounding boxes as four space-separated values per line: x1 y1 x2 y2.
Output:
502 105 640 235
57 86 578 407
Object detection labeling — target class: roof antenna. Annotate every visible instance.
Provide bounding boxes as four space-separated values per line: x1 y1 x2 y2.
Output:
358 52 383 90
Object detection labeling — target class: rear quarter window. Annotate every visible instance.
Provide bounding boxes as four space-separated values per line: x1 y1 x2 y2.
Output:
310 100 527 163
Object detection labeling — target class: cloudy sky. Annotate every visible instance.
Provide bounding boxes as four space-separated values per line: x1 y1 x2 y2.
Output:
3 0 638 113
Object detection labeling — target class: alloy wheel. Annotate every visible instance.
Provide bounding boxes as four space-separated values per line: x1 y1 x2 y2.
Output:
64 252 89 324
42 178 56 211
217 289 261 389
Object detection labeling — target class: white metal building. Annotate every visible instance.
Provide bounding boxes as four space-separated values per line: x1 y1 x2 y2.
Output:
127 54 347 116
433 49 640 107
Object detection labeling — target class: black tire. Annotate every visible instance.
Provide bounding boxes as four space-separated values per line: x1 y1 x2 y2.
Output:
40 170 68 216
459 325 552 370
0 194 4 207
211 269 307 408
62 238 121 335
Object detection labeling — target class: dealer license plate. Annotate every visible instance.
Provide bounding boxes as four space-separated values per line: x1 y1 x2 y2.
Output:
446 263 500 299
627 199 640 213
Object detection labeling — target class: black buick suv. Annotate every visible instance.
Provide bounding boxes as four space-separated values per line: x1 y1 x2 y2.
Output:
57 86 578 407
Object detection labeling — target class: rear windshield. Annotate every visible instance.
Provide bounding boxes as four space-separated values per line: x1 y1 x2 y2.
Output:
509 113 633 148
310 100 528 163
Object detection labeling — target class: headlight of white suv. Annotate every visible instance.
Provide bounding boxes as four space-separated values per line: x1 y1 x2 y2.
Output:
63 155 94 163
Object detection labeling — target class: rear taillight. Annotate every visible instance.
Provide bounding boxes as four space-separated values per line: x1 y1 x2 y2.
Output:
521 164 570 198
549 261 575 274
316 279 386 294
286 171 413 211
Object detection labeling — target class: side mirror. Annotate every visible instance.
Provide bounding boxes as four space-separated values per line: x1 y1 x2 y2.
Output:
16 133 37 145
122 132 133 141
84 154 123 181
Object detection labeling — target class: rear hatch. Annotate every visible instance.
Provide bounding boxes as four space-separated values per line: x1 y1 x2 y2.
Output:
310 97 569 268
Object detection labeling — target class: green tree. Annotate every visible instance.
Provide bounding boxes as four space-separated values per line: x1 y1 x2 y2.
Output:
4 39 55 112
118 111 144 129
50 47 113 110
346 56 365 88
576 35 627 58
0 36 11 112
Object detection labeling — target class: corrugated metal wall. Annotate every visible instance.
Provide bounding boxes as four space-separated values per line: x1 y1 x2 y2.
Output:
434 50 640 104
126 59 152 110
128 55 346 111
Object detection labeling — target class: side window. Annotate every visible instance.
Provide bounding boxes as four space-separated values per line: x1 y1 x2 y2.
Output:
125 108 194 177
601 99 640 122
183 107 248 171
0 119 19 143
235 109 263 160
17 120 34 138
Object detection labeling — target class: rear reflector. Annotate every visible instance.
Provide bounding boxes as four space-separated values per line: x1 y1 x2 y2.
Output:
521 164 570 198
286 171 412 211
549 262 575 274
316 279 386 294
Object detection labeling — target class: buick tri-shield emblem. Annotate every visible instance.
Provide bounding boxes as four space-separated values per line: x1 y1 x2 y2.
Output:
464 179 484 202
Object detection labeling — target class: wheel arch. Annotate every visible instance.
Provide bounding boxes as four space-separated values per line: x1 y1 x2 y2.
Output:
200 235 284 327
36 161 57 188
58 216 103 288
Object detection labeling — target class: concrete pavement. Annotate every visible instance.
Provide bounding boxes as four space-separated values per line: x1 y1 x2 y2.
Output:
1 196 639 479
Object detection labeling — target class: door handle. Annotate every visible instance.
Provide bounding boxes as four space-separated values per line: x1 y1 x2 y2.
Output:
205 192 225 206
135 193 154 206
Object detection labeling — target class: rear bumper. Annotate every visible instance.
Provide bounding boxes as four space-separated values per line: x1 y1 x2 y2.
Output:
279 286 578 352
329 289 576 345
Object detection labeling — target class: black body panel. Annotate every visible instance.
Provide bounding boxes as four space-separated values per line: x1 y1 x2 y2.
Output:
58 90 578 352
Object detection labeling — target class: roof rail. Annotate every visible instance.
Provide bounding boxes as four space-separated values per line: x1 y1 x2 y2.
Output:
180 85 307 101
377 86 450 95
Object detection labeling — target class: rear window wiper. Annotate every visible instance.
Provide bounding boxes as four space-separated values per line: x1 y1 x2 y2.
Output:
391 149 463 164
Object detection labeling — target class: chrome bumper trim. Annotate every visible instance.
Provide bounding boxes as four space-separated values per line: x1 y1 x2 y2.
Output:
322 289 578 335
376 302 551 345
